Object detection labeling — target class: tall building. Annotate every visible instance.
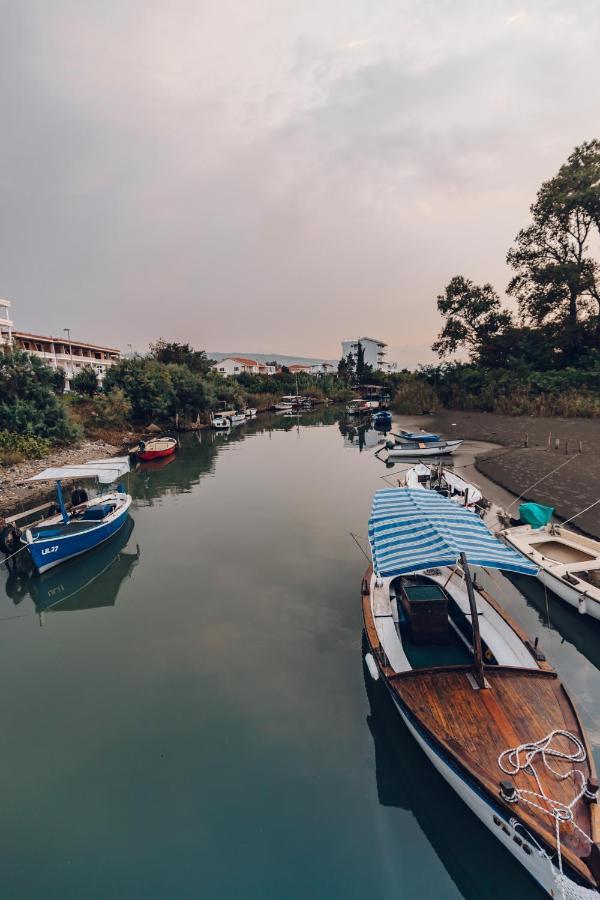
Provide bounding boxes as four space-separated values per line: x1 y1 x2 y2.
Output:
0 299 13 347
0 299 121 387
341 336 390 371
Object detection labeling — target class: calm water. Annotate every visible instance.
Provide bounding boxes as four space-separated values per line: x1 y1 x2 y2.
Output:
1 409 599 900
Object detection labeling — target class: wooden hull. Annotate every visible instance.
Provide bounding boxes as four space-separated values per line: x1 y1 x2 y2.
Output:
138 446 176 461
362 570 600 896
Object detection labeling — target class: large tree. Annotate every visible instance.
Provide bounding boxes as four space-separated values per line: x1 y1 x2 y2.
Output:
432 276 512 362
149 339 214 375
508 141 600 345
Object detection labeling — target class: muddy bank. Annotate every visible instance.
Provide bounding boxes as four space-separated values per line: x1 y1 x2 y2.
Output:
425 411 600 537
0 439 122 520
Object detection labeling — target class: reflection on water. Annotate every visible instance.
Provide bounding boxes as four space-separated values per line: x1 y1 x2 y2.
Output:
0 407 598 899
4 517 139 620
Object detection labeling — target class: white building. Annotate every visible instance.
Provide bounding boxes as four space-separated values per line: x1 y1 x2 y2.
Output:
12 331 121 387
341 336 390 371
308 362 336 375
0 298 13 347
212 356 260 376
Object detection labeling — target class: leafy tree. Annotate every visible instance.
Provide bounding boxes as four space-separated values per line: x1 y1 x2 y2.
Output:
71 365 98 396
51 367 66 394
337 352 355 384
150 339 214 375
104 357 175 422
432 276 513 362
0 349 80 443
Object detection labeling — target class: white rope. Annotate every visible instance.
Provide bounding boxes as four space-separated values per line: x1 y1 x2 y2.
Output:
0 542 27 568
498 731 596 899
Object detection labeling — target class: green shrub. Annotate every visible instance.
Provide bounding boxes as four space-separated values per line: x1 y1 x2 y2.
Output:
71 365 98 396
0 429 51 463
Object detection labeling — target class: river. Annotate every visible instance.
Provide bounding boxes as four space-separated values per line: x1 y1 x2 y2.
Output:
1 408 599 899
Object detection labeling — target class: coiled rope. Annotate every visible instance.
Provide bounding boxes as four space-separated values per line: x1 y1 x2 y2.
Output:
498 730 597 898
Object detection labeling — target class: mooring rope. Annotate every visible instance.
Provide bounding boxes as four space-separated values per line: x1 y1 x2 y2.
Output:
498 730 596 898
0 543 28 569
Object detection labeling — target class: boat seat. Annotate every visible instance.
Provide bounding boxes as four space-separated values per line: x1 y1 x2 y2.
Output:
80 503 116 521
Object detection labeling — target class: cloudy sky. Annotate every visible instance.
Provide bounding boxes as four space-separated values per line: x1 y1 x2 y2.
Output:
1 1 599 366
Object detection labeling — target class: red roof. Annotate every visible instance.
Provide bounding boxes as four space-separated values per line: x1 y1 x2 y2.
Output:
228 356 258 366
13 331 120 353
288 364 310 371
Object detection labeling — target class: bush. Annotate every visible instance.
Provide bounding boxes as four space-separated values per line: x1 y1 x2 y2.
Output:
0 429 51 465
0 349 82 443
71 365 98 396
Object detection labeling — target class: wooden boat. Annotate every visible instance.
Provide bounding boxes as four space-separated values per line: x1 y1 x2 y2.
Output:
18 458 132 574
502 522 600 621
403 463 485 509
386 439 463 458
363 488 600 897
137 437 177 461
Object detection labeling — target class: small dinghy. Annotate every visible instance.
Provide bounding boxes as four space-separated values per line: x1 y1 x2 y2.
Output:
501 504 600 620
136 437 177 461
16 458 132 574
386 439 463 459
362 488 600 897
395 428 441 443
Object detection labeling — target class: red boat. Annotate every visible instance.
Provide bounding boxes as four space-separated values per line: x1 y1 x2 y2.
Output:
136 437 178 462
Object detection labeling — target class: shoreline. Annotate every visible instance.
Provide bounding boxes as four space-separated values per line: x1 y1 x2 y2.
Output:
0 439 123 523
426 411 600 538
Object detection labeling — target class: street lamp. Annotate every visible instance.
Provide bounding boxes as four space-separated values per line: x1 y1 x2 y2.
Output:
63 327 73 386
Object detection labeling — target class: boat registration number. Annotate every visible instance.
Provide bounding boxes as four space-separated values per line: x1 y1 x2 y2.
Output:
41 545 59 556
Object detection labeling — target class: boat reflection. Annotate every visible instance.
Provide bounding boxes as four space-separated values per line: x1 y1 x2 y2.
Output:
509 572 600 671
363 648 544 900
339 421 384 451
4 517 139 620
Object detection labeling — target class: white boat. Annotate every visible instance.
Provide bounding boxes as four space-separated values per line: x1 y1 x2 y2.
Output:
212 415 230 430
245 408 257 417
501 522 600 620
403 463 484 508
274 395 298 411
347 399 379 416
363 488 600 897
228 413 246 425
386 439 463 458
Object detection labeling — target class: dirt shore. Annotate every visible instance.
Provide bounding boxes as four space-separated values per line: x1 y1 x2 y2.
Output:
0 439 121 521
426 411 600 537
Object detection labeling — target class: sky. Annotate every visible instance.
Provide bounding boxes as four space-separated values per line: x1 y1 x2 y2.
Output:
1 0 599 368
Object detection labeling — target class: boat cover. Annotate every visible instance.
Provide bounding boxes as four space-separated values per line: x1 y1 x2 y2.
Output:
519 502 554 528
368 488 538 577
27 457 130 484
400 430 440 441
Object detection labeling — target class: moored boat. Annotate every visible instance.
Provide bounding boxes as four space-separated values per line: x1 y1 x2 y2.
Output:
362 488 600 897
386 439 463 458
136 436 177 461
228 412 247 425
372 410 392 430
212 415 230 429
501 507 600 621
395 428 442 443
13 458 132 574
402 462 485 509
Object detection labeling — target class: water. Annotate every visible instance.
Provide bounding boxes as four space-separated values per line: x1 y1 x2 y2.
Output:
1 410 599 900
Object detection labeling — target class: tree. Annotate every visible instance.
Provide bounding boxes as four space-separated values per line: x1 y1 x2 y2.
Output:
432 276 513 362
71 365 98 396
0 349 80 443
508 141 600 348
149 339 214 375
104 357 175 421
337 352 355 384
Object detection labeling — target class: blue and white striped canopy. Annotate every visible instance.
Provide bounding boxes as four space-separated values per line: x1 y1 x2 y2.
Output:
368 489 538 577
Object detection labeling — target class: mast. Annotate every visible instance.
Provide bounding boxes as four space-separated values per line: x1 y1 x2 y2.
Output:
459 552 486 689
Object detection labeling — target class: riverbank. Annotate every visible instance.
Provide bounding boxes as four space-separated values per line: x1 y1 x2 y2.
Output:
0 439 121 520
426 411 600 537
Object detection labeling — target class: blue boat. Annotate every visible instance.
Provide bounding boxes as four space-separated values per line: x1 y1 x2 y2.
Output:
20 457 132 574
396 428 441 443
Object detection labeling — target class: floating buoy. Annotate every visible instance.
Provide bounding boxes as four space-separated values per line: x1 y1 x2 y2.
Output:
364 653 380 681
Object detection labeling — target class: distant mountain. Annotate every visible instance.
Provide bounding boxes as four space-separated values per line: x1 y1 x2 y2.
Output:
208 351 337 367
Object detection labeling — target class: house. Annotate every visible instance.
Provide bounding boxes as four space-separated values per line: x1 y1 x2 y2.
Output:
309 362 335 375
12 331 121 387
288 364 312 375
341 336 392 372
212 356 260 376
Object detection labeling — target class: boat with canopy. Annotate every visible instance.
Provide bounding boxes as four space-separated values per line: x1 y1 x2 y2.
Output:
362 488 600 897
20 457 132 574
